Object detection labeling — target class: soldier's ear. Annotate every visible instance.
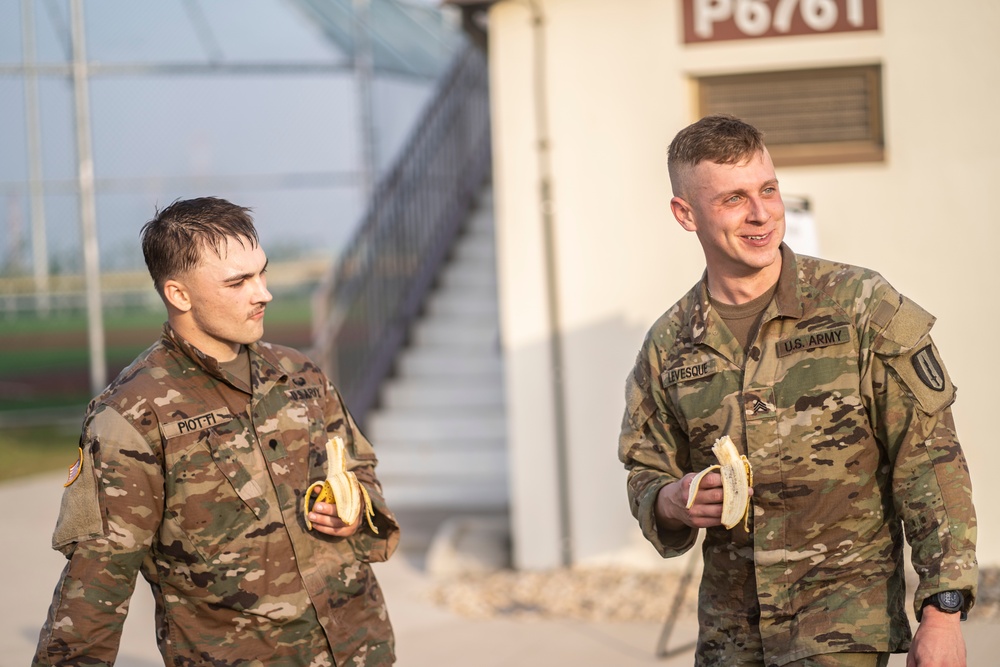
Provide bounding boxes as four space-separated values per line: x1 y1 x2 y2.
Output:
671 196 697 232
163 279 192 313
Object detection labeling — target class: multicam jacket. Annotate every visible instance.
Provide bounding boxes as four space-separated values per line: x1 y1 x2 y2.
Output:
619 245 977 666
34 325 399 667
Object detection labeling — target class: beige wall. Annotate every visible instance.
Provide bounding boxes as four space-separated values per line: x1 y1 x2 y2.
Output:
487 0 1000 569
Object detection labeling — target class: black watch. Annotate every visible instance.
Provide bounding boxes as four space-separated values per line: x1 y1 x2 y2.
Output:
922 590 967 621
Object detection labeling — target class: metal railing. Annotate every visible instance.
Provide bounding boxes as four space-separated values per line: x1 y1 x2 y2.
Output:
312 41 491 424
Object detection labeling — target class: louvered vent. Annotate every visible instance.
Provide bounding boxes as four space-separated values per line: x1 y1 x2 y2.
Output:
698 65 884 166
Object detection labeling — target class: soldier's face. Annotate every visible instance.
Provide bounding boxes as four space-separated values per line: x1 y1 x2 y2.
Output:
179 236 273 361
671 149 785 290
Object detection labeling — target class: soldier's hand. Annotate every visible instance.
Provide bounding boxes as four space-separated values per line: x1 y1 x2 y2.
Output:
907 606 966 667
307 500 362 537
655 472 730 531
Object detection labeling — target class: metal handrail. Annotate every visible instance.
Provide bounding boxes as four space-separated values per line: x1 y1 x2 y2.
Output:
312 41 491 424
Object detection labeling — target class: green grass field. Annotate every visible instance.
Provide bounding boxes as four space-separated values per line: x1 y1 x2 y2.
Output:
0 424 82 483
1 296 312 379
0 292 315 482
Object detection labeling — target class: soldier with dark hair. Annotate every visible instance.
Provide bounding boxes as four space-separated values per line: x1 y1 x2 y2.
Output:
619 115 977 666
34 197 399 666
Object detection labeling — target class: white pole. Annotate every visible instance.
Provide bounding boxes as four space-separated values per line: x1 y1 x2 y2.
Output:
22 0 50 315
70 0 106 394
353 0 376 200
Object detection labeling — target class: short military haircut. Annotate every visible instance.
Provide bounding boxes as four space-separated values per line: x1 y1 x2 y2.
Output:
667 114 767 198
140 197 259 294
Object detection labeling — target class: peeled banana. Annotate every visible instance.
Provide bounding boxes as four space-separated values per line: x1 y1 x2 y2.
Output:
304 436 378 534
685 435 753 531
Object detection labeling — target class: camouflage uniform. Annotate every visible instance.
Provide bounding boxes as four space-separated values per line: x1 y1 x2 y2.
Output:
34 325 399 667
619 245 977 666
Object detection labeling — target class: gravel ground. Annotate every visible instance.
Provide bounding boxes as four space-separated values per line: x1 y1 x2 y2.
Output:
430 566 1000 623
430 566 699 622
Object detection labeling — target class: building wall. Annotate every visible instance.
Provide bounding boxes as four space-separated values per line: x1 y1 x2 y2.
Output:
486 0 1000 569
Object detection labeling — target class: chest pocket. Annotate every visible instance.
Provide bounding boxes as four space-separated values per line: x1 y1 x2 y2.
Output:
253 383 329 490
261 384 327 442
162 413 272 562
661 355 742 457
204 416 269 518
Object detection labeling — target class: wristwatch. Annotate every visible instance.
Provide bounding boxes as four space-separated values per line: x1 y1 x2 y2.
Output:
921 590 967 621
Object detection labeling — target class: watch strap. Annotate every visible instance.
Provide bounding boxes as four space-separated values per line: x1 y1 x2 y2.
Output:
921 590 967 621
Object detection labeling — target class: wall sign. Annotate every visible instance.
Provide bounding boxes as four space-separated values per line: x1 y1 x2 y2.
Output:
682 0 878 43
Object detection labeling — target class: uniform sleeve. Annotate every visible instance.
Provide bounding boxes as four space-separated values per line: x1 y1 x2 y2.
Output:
34 407 163 667
618 342 697 558
866 294 978 618
328 383 401 563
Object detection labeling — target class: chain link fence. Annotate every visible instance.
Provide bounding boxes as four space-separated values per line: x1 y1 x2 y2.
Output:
0 0 461 317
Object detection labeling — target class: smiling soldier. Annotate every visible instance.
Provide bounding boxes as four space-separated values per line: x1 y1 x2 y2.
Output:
619 115 977 667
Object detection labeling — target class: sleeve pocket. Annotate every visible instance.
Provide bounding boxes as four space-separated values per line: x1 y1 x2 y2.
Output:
874 296 955 414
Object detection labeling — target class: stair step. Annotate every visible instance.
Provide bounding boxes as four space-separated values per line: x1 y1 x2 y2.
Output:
414 309 499 329
375 433 506 451
377 441 507 476
376 441 509 509
362 185 506 512
438 266 497 290
367 411 506 441
434 274 497 299
410 319 499 348
381 480 508 509
396 351 503 377
462 222 495 241
426 293 498 317
381 382 504 409
453 237 496 263
466 205 494 230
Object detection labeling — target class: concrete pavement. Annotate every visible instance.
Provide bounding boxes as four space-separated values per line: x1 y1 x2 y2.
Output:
4 471 998 666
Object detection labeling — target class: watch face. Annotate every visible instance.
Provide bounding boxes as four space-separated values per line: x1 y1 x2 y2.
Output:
938 590 963 611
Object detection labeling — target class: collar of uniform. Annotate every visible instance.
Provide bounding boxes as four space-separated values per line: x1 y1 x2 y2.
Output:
687 243 803 348
160 324 288 394
686 278 739 363
246 340 290 396
770 243 804 320
688 273 712 346
160 323 229 381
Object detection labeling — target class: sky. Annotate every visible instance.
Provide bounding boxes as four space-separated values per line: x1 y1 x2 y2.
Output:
0 0 458 275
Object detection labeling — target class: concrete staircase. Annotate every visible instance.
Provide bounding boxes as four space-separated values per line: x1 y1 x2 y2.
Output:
367 189 509 512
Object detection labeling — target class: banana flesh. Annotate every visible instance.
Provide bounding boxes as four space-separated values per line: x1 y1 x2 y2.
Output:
303 436 378 534
685 435 753 531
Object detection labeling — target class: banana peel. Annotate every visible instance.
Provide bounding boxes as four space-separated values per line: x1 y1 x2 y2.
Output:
686 435 753 531
304 436 378 534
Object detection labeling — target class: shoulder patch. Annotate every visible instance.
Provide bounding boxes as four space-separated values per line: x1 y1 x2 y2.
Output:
887 339 955 414
872 296 952 412
911 344 947 392
64 447 83 487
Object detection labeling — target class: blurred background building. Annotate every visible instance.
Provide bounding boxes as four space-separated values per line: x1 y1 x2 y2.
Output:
2 0 998 578
443 0 1000 571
